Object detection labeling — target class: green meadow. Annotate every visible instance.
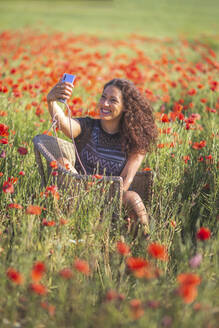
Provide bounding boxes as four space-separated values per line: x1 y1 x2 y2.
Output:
0 0 219 39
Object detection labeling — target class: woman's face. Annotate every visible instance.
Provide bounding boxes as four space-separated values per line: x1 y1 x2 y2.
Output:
98 86 124 121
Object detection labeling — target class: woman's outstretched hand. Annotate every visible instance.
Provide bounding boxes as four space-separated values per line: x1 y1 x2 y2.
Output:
46 79 81 139
47 79 74 103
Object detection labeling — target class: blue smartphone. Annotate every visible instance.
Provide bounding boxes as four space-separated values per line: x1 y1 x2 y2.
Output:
58 73 76 103
61 73 76 84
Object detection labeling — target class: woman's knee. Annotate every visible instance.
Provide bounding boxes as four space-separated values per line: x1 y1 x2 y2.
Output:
123 191 142 208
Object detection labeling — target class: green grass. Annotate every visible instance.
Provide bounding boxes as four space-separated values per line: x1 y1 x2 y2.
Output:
0 2 219 327
0 0 219 39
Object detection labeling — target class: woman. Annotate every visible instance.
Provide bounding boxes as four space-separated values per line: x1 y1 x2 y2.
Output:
47 78 158 231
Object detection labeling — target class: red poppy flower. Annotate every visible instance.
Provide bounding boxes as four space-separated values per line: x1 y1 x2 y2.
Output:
126 257 148 271
170 220 176 228
206 106 216 113
2 181 14 193
8 177 18 184
72 97 83 105
92 174 103 179
41 302 55 317
0 138 8 144
2 86 8 93
147 243 168 261
0 123 9 137
130 298 142 308
196 227 211 241
31 261 46 282
142 167 151 171
193 303 202 311
42 219 56 227
105 289 118 302
177 273 201 304
116 241 130 256
133 263 159 279
44 185 59 200
161 113 169 123
188 88 197 96
30 283 47 295
178 284 197 304
192 140 206 150
6 268 23 285
0 111 8 117
26 205 42 215
74 259 90 276
129 299 144 319
59 268 73 279
177 273 201 286
19 171 25 176
183 155 190 164
8 203 23 209
60 218 68 225
50 161 58 169
52 171 58 176
198 156 204 162
43 130 52 136
161 94 170 103
17 147 28 155
209 80 218 92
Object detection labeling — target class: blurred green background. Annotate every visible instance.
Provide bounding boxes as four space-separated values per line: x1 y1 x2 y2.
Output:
0 0 219 39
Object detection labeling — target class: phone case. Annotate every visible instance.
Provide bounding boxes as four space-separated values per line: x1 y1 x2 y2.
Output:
61 73 76 84
58 73 76 103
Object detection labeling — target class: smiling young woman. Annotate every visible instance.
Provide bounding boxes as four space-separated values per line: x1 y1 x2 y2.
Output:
47 78 158 232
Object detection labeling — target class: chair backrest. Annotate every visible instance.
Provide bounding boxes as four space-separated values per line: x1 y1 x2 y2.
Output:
33 134 76 165
131 171 153 205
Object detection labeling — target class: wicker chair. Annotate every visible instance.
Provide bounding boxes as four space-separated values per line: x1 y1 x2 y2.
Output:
32 134 153 217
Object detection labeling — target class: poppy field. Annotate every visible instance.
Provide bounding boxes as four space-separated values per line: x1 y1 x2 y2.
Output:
0 2 219 327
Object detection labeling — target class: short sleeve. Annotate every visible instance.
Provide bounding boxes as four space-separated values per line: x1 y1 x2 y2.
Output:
74 117 94 154
74 117 94 138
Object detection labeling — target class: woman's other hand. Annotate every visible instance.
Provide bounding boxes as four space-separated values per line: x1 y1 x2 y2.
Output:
47 79 74 103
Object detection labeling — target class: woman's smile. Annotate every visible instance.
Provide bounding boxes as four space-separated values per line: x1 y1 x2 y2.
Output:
100 107 112 115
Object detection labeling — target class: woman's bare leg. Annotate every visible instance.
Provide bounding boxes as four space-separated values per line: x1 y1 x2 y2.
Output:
122 190 149 234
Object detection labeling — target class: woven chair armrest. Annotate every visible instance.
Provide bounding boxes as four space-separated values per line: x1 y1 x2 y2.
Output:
59 171 123 205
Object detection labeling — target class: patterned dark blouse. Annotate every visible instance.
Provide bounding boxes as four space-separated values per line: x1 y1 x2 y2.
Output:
74 117 127 176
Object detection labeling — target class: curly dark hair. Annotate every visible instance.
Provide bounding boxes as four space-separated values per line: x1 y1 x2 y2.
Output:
103 78 158 155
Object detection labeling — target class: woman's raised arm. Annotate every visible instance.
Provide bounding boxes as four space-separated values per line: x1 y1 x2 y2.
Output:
47 80 81 139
